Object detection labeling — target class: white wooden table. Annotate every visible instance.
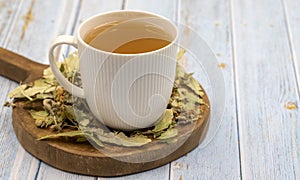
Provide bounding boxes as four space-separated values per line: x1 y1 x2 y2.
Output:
0 0 299 179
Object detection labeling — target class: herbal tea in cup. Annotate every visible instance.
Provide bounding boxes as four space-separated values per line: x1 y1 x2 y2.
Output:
49 10 178 130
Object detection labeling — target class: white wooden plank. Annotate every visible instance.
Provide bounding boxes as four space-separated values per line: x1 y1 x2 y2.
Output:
36 164 94 180
5 0 80 64
100 167 169 180
8 146 40 180
75 0 124 30
0 79 20 180
283 0 300 177
0 0 81 179
125 0 177 21
284 0 300 100
0 0 23 45
0 2 27 179
169 0 241 179
231 0 300 179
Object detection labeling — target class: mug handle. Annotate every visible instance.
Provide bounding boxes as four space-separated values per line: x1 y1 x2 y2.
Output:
49 35 85 98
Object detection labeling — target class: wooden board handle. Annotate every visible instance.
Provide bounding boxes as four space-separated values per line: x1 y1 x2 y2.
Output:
0 47 48 83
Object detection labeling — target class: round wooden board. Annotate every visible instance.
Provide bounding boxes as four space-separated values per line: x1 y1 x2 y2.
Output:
11 94 210 177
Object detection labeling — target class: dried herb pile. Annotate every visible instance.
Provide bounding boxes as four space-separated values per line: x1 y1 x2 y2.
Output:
6 50 208 147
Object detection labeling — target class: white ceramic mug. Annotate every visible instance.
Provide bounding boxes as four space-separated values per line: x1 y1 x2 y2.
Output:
49 10 178 130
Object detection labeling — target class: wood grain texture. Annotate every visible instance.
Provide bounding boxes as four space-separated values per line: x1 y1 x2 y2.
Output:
5 0 80 64
231 0 300 179
0 0 80 179
8 146 40 180
169 0 241 179
0 1 29 179
0 47 48 83
0 78 19 180
284 0 300 97
125 0 177 21
74 0 124 32
0 0 22 45
283 0 300 176
36 168 93 180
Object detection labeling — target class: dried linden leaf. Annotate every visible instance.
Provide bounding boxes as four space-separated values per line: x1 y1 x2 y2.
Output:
8 84 27 98
63 52 79 78
157 128 178 140
93 129 151 147
64 105 75 120
93 129 116 143
34 79 50 87
176 64 185 79
171 99 179 107
86 133 104 147
23 86 51 97
178 89 199 103
35 93 54 99
29 110 49 121
185 76 204 96
114 132 152 147
79 119 90 126
44 86 57 93
38 130 85 140
153 109 174 132
43 67 55 79
178 88 205 111
45 116 54 126
177 49 186 61
44 78 57 86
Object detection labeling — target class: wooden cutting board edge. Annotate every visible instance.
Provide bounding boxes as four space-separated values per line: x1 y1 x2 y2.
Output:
11 99 210 177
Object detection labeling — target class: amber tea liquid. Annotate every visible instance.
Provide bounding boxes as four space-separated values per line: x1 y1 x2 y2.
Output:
83 21 172 54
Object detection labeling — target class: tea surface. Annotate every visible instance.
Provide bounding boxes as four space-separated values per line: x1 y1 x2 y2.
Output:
84 21 171 54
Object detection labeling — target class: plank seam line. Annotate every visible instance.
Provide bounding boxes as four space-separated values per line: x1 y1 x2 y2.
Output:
172 0 179 25
281 0 300 102
28 158 40 180
280 0 300 177
70 0 82 36
66 0 82 56
229 0 243 179
34 161 41 180
176 0 182 26
122 0 127 10
168 163 172 180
